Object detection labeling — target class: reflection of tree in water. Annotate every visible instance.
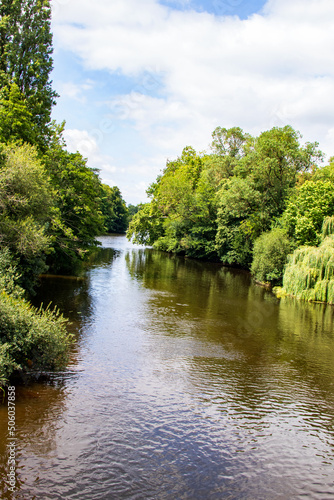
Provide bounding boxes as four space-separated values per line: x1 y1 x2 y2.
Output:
127 249 334 363
31 247 118 329
87 246 119 269
126 248 334 432
0 374 77 499
31 275 91 326
125 248 252 314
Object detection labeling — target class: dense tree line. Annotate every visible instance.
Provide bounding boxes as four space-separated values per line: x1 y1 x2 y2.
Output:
128 125 334 304
0 0 128 386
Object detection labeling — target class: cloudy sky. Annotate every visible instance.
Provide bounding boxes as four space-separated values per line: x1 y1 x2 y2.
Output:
50 0 334 204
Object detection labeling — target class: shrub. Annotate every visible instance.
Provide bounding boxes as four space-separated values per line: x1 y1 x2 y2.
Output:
0 247 23 298
251 228 293 285
0 291 72 386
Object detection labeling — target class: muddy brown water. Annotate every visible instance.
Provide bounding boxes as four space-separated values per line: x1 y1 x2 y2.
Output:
1 235 334 499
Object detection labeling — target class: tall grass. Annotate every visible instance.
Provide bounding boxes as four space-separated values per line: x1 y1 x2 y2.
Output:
276 217 334 304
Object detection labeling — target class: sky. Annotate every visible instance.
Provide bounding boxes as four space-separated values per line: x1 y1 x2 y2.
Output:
50 0 334 204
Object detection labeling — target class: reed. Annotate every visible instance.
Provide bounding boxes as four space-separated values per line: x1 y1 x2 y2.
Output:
276 217 334 304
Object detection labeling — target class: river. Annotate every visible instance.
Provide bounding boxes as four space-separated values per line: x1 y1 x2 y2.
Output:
1 235 334 499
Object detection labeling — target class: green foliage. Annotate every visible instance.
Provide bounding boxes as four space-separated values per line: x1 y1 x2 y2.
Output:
127 202 164 246
0 243 72 387
129 146 219 259
0 142 53 290
0 1 131 386
0 247 23 298
250 126 321 218
128 126 323 271
0 143 53 224
215 126 323 267
101 184 128 233
43 125 105 273
211 126 250 158
210 126 251 180
0 0 57 147
251 228 293 284
322 216 334 240
0 82 38 144
215 177 263 267
312 156 334 182
276 217 334 304
280 180 334 246
127 203 141 226
0 290 72 386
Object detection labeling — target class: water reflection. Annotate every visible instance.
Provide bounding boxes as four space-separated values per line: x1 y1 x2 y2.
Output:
125 249 334 383
125 246 334 497
1 236 334 499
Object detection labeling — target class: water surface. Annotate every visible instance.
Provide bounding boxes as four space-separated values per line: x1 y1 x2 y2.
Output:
1 235 334 499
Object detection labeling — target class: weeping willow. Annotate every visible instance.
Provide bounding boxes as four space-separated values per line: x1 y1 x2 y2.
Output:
276 217 334 304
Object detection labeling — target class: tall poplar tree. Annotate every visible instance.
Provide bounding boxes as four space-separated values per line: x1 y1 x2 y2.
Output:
0 0 57 146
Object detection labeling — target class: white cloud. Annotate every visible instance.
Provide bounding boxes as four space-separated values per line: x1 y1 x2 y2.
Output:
62 129 163 204
51 0 334 202
63 128 117 176
63 129 100 157
57 81 94 102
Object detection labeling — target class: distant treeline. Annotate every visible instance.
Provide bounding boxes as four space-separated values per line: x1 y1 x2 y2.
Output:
0 0 128 386
127 125 334 304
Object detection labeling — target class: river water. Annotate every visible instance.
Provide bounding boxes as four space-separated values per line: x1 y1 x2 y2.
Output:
1 235 334 499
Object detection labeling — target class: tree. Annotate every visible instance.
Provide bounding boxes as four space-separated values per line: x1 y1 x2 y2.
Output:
250 126 323 219
127 203 141 225
0 0 57 147
128 126 324 269
209 126 252 180
101 184 128 233
0 82 38 144
211 126 250 158
42 125 105 273
280 180 334 246
132 147 219 258
0 142 53 290
0 290 72 386
313 156 334 183
127 202 164 246
215 177 262 267
215 126 323 267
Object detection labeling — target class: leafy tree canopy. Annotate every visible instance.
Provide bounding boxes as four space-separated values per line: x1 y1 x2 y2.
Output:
280 180 334 247
129 126 324 267
0 142 53 290
0 0 57 146
101 184 128 234
42 124 106 273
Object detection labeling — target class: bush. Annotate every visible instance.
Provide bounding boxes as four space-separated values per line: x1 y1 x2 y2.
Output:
0 247 23 298
0 291 72 386
251 228 293 285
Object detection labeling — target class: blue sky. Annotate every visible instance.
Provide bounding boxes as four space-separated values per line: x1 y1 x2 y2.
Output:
158 0 267 18
51 0 334 204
